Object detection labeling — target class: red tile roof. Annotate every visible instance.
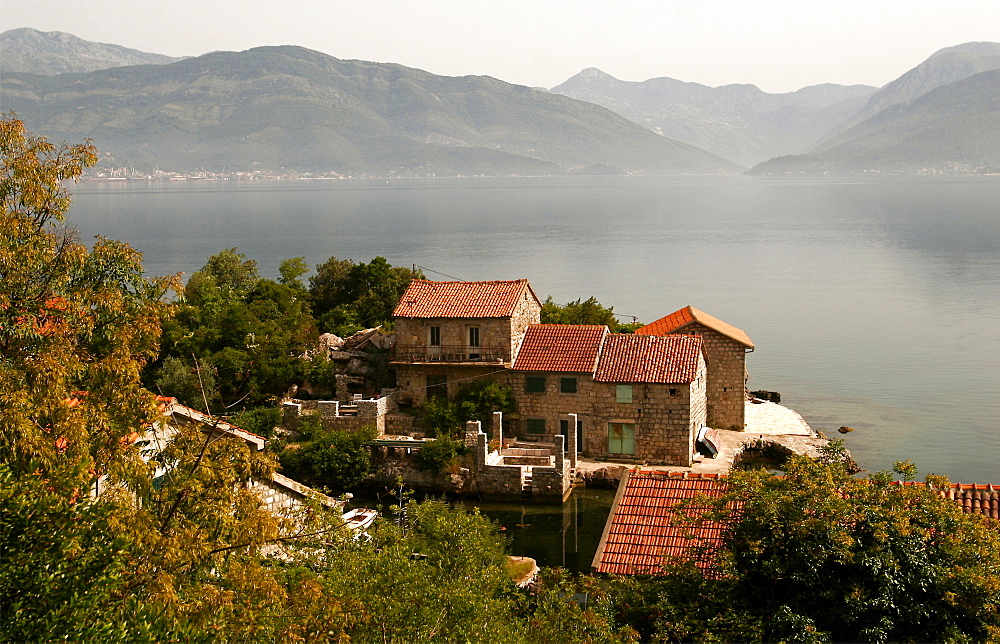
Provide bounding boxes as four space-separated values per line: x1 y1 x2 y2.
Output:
637 305 754 348
593 471 729 575
392 279 540 318
594 334 703 384
594 471 1000 576
903 481 1000 520
512 324 608 373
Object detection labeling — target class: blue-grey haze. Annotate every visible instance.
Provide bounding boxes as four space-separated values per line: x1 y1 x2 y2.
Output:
67 176 1000 484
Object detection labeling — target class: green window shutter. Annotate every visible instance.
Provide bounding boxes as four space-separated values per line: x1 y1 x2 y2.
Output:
560 377 577 394
616 384 633 403
525 376 546 393
526 418 546 434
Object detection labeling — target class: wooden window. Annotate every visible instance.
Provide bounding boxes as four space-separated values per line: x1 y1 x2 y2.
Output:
560 377 577 394
526 418 546 434
467 326 481 360
608 422 635 455
429 326 441 346
525 376 546 393
616 384 633 404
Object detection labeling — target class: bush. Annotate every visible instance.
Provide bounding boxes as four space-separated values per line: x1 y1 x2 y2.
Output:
278 425 377 492
454 379 516 425
421 396 459 438
413 438 464 473
228 406 282 439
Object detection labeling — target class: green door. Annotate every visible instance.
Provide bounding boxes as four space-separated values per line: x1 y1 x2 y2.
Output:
608 422 635 455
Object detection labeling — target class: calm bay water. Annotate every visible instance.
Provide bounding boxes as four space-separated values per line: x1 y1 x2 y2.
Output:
68 175 1000 483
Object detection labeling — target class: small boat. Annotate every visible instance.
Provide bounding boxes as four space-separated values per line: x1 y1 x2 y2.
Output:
341 507 378 532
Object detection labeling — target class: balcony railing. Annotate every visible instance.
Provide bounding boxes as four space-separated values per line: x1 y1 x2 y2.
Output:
391 344 509 363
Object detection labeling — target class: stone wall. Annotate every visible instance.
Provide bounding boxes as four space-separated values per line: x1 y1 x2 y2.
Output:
679 322 748 430
249 472 338 518
504 363 707 467
393 364 507 406
395 317 514 360
283 397 391 437
385 413 417 436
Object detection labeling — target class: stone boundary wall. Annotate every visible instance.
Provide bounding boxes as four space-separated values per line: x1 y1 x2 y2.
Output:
467 421 571 499
385 414 417 436
282 397 393 436
250 472 339 518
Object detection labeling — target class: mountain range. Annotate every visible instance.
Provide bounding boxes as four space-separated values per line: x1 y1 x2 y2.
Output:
0 37 737 175
0 28 186 75
549 69 877 167
1 28 998 175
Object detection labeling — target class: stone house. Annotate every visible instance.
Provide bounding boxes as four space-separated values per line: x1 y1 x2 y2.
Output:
636 306 754 430
510 326 707 466
391 279 542 405
388 280 747 466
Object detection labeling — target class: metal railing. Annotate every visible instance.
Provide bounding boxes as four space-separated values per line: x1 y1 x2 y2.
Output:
391 343 509 363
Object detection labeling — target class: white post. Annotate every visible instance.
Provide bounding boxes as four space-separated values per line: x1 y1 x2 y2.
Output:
567 413 579 469
492 411 503 444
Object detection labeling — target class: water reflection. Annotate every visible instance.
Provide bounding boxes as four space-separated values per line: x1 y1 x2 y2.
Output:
354 487 616 572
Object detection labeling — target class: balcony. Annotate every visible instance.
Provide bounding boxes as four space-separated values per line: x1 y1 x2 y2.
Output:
391 343 509 364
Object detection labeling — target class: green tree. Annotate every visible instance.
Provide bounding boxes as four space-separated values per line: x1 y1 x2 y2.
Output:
278 425 377 492
541 295 633 331
315 498 525 641
454 378 517 425
308 255 422 335
278 256 309 290
624 454 1000 642
157 253 317 410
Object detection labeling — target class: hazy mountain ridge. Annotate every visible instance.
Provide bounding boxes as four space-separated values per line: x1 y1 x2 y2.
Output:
817 42 1000 143
750 69 1000 174
0 44 740 175
0 28 186 75
549 68 877 166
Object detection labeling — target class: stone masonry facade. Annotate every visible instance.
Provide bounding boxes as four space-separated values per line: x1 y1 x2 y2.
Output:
682 322 747 430
391 281 541 406
507 352 707 466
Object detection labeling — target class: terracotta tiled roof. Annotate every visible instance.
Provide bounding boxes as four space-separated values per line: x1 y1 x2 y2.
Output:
392 279 540 318
903 481 1000 520
637 305 754 348
593 472 1000 576
594 334 703 383
593 471 729 575
512 324 608 373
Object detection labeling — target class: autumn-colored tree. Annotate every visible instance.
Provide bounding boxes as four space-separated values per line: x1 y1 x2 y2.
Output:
0 114 173 491
0 116 340 639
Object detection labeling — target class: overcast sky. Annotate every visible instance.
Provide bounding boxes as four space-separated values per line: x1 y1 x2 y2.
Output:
4 0 998 92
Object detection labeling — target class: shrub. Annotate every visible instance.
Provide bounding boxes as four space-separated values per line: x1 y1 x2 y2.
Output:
413 438 464 473
421 396 459 438
228 406 282 439
454 379 516 425
278 425 377 492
